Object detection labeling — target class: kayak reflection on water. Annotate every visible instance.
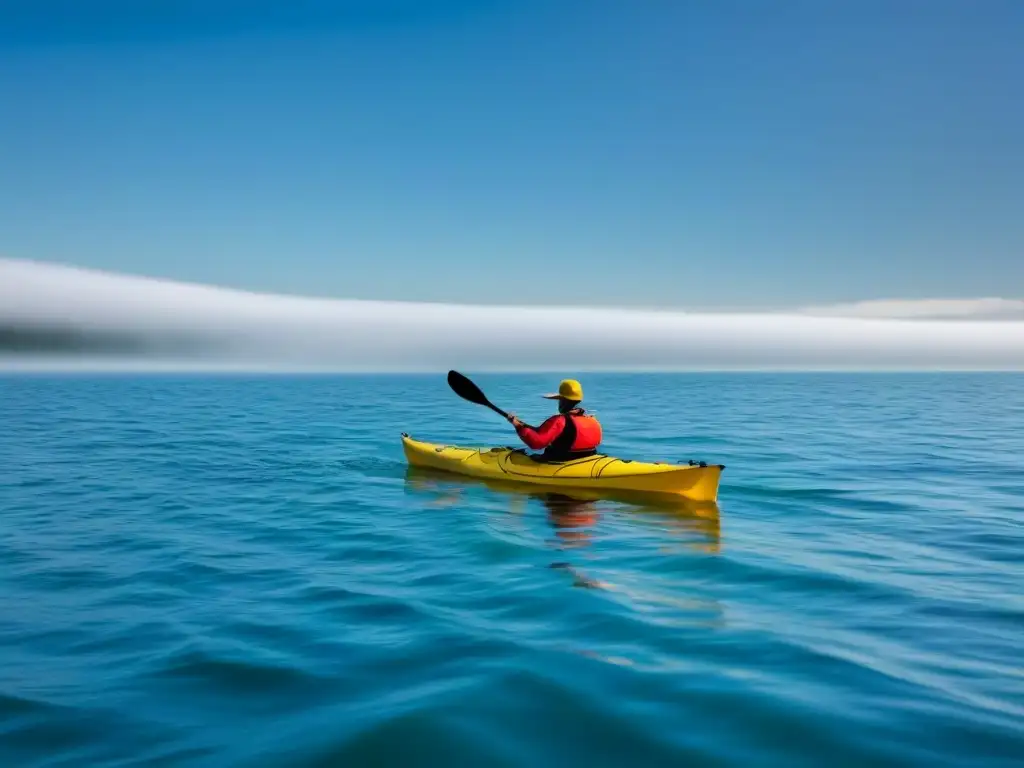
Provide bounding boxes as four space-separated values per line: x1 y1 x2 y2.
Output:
539 493 608 589
402 470 607 587
403 465 726 622
402 467 722 555
542 492 599 548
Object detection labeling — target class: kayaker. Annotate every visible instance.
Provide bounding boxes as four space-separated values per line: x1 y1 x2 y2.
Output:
507 379 603 461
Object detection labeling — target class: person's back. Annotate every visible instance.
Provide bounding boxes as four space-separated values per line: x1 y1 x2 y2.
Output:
507 379 603 461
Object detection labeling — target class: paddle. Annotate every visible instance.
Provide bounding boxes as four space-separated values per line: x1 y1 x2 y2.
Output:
447 370 510 421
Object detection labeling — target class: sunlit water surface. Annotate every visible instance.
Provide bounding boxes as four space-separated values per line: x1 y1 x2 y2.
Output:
2 373 1022 766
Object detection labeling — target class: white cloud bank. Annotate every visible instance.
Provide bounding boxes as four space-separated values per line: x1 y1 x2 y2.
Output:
1 258 1022 371
800 298 1024 320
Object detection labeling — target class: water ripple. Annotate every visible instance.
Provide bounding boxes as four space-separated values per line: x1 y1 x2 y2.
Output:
1 373 1022 766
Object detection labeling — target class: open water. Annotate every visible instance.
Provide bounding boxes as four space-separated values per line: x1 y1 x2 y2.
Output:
1 372 1022 766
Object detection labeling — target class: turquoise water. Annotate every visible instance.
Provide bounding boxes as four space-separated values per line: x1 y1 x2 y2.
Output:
2 373 1022 766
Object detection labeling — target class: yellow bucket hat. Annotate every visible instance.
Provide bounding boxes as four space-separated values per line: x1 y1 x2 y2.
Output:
542 379 583 401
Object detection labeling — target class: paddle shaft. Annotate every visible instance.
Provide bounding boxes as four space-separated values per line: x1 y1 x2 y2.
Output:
483 401 510 420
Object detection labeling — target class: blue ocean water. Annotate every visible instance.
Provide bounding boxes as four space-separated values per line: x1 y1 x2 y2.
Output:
1 372 1022 766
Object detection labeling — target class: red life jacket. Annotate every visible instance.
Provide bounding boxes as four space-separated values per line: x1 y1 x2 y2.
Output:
562 412 602 453
514 409 603 460
540 410 602 460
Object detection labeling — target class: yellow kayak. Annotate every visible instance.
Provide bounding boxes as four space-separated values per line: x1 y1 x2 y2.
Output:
400 433 725 502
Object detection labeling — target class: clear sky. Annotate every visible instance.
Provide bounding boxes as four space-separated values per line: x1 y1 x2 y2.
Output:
2 0 1021 308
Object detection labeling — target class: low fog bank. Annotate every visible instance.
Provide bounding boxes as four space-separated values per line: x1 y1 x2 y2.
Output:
801 298 1024 320
2 258 1022 371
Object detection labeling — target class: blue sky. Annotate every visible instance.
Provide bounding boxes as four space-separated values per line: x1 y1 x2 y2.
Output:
2 0 1021 308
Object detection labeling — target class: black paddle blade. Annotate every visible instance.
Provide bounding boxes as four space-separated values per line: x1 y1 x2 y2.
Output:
447 370 489 406
447 370 508 419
